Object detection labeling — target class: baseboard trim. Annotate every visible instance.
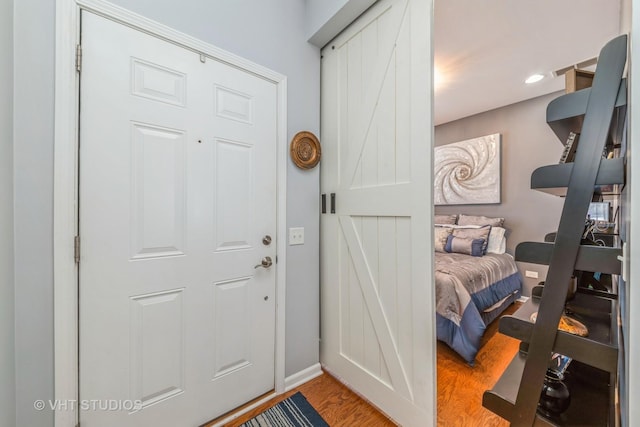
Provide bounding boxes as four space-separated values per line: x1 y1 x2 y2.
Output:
284 363 323 391
208 364 323 426
206 391 278 427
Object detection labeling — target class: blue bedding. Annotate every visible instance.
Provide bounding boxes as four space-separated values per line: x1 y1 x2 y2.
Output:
435 252 522 364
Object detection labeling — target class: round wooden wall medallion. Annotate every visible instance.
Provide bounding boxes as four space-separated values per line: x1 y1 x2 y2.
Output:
290 131 321 169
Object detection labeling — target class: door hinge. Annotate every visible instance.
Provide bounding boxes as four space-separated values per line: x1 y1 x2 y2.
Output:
74 235 80 264
76 44 82 72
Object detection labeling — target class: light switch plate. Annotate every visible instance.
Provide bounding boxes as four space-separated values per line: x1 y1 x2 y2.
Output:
289 227 304 245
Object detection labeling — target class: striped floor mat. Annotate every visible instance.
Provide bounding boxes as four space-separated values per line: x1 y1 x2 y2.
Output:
239 392 329 427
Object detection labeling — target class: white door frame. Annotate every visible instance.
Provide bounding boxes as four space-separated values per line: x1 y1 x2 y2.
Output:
53 1 288 426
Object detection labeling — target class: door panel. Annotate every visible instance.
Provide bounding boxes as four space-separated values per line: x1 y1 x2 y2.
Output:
320 0 434 425
130 122 187 259
80 12 277 426
214 139 254 250
129 289 186 407
212 278 252 377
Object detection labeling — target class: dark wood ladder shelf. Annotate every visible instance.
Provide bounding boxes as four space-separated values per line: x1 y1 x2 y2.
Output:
546 78 626 145
483 356 612 426
530 157 624 196
498 293 618 373
482 34 627 426
514 242 621 274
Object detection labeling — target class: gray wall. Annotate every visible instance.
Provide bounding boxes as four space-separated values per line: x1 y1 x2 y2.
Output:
305 0 352 37
304 0 376 46
1 0 15 426
13 0 56 425
435 93 565 296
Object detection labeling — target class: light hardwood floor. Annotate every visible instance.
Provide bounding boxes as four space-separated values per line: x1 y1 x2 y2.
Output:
219 373 396 426
436 302 521 426
211 302 521 426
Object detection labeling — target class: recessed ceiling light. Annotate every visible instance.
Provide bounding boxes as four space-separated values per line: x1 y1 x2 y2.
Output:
525 74 545 84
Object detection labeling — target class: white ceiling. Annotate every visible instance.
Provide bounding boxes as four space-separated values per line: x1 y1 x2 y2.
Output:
434 0 623 125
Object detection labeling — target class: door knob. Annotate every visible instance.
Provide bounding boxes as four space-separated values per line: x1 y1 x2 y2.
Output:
254 256 273 269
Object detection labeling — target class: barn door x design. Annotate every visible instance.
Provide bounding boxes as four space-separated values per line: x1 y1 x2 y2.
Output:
320 0 434 425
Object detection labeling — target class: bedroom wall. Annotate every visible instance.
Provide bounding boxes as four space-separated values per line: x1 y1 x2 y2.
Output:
0 0 15 426
434 92 566 296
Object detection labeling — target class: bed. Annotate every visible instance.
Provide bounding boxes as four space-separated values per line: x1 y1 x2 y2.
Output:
434 214 523 364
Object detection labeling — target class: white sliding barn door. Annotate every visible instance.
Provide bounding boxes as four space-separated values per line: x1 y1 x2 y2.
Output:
79 12 277 426
320 0 434 425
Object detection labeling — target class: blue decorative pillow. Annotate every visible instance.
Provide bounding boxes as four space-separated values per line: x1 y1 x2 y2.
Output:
445 235 485 257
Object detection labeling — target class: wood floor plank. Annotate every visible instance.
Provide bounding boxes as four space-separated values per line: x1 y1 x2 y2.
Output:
436 302 521 427
211 302 521 426
220 373 396 427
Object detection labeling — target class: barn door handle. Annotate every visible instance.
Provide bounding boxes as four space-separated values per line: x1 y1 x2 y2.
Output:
330 193 336 214
255 256 273 269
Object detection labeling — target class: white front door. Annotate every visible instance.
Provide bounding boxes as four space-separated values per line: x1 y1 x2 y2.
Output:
79 12 277 426
320 0 434 425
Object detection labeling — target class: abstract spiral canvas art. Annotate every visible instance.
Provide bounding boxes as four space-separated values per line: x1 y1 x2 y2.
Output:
434 133 501 205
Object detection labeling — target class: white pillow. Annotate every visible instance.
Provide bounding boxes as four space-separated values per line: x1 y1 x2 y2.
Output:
486 226 506 254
